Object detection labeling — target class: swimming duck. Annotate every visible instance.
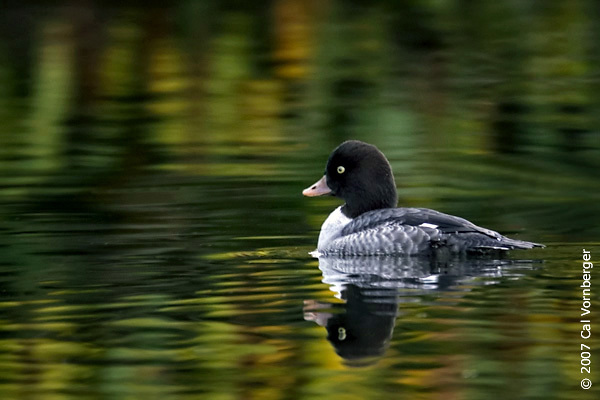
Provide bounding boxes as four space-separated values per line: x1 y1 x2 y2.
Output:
303 140 543 255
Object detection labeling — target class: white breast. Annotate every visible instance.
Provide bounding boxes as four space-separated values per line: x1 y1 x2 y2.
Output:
317 206 351 250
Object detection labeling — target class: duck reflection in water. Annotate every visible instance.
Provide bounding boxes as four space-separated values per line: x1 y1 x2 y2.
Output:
304 254 538 366
304 282 398 367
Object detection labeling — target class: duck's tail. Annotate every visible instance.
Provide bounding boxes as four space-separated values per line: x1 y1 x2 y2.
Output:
474 235 545 251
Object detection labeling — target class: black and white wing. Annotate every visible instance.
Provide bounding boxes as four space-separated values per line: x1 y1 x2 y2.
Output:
323 208 542 255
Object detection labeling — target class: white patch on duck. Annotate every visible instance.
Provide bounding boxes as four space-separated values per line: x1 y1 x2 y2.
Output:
317 206 351 251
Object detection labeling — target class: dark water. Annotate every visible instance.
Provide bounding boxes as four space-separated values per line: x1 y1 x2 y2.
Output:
1 2 600 399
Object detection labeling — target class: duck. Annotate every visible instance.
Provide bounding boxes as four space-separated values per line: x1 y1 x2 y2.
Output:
303 140 544 256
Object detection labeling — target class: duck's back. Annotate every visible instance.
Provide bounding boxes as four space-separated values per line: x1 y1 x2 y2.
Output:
318 207 542 256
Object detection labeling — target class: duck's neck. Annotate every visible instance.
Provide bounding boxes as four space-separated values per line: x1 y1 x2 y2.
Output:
341 186 398 218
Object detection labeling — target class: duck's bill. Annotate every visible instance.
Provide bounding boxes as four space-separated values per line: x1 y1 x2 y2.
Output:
302 175 332 197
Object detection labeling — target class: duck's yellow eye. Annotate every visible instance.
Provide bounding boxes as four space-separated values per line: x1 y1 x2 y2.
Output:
338 327 347 341
337 166 345 174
